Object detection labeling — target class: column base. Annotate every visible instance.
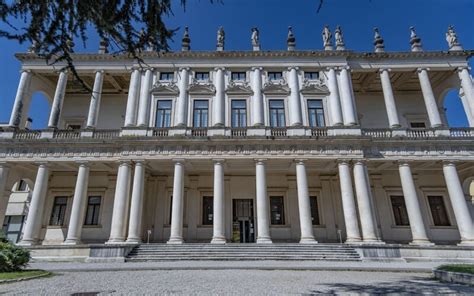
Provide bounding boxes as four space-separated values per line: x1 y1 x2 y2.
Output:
409 240 435 246
167 237 184 244
256 237 272 244
299 237 318 244
62 239 83 245
345 238 363 244
361 239 385 245
17 239 39 246
105 238 126 244
457 240 474 247
125 238 142 244
210 237 227 244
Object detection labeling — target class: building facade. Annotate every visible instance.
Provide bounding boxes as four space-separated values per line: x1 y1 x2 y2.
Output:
0 26 474 248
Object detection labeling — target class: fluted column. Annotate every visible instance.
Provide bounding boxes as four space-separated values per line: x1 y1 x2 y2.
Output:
124 69 142 127
137 68 153 127
211 160 226 243
255 159 272 243
86 70 104 129
417 68 443 128
9 70 32 128
251 67 264 126
0 163 10 224
175 68 190 127
337 161 362 242
126 161 146 243
295 160 317 243
288 67 303 126
353 161 381 243
338 67 358 126
379 69 401 128
107 161 132 243
326 68 343 126
168 160 185 244
47 71 68 129
457 67 474 121
213 68 226 127
64 162 90 245
443 162 474 245
18 163 50 246
398 162 433 245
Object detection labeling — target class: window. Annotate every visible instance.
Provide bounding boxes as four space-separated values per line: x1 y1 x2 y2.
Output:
428 196 450 226
307 100 325 127
309 196 320 225
231 72 246 81
193 100 209 128
195 72 209 81
49 196 68 226
304 72 319 80
231 100 247 127
2 215 25 243
202 196 213 225
268 72 283 81
155 100 172 128
410 122 426 129
84 196 101 226
17 180 28 191
269 100 286 127
270 196 285 225
66 124 81 130
159 72 174 81
390 196 410 226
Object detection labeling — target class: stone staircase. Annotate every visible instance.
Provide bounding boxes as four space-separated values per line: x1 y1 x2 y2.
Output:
126 244 361 262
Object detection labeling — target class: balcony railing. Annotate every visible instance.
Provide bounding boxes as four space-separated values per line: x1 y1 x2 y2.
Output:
13 129 41 140
270 127 287 137
406 128 436 138
311 127 328 137
53 129 81 139
152 128 169 137
191 128 208 137
231 128 247 137
449 127 474 137
92 129 120 139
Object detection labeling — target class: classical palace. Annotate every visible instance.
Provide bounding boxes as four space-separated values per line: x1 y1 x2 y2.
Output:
0 26 473 261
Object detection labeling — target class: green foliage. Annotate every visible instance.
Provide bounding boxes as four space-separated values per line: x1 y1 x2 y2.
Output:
0 270 50 280
0 241 31 272
438 264 474 274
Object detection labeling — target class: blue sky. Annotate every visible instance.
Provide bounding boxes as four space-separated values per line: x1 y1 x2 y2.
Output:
1 0 473 128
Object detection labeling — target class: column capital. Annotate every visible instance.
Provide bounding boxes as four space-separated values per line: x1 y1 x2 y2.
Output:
55 69 69 75
214 67 226 71
34 161 49 167
251 66 263 71
456 66 471 73
117 159 132 166
179 67 190 72
397 160 414 167
337 159 352 165
75 161 90 167
172 158 185 164
287 66 299 71
416 67 430 73
442 160 458 167
134 159 146 165
254 158 267 164
353 159 367 165
95 70 105 74
212 159 225 164
338 65 351 71
378 68 392 73
19 69 32 74
294 159 307 164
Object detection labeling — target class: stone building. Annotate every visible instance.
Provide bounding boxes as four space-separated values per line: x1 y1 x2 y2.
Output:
0 26 473 260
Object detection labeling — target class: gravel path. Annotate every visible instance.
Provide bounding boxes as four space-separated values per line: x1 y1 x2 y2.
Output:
0 269 472 295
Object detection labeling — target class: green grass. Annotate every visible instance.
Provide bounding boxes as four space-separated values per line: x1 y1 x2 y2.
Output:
437 264 474 274
0 270 51 281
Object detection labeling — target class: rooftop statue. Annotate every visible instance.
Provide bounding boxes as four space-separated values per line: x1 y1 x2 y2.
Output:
409 26 422 52
182 26 191 51
251 27 260 51
335 26 345 50
217 26 225 50
287 26 296 51
322 25 333 50
373 27 385 53
446 25 463 51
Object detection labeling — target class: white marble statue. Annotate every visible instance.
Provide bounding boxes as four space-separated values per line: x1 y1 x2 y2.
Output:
322 25 332 47
251 27 260 47
335 26 344 47
217 26 225 48
446 25 459 48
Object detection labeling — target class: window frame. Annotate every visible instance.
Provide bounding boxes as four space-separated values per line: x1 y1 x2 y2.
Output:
230 99 248 128
306 99 326 128
304 71 320 80
195 71 210 81
201 195 214 226
389 195 410 226
49 196 69 226
192 99 210 128
154 99 173 128
269 195 286 226
267 71 283 81
84 195 102 226
231 72 247 81
427 195 451 227
309 196 321 226
268 99 286 127
150 97 176 129
159 72 175 81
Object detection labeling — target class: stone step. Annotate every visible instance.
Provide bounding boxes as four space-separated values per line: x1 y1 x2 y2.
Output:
130 248 358 252
126 257 361 262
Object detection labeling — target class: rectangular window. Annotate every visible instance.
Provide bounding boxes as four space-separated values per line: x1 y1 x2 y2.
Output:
84 196 101 226
202 196 213 225
410 122 426 129
390 195 410 226
231 72 246 81
309 196 320 225
304 72 319 80
155 100 172 128
231 100 247 128
268 72 283 81
159 72 174 81
49 196 68 226
193 100 209 128
195 72 210 81
270 196 285 225
269 100 286 127
428 196 450 226
307 99 325 127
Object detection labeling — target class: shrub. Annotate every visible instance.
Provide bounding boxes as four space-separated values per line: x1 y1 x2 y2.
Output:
0 240 31 272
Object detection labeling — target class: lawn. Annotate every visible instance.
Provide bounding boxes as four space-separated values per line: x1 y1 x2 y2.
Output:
437 264 474 274
0 270 51 281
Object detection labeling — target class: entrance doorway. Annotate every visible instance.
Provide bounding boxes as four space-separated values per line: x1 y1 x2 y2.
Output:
232 199 255 243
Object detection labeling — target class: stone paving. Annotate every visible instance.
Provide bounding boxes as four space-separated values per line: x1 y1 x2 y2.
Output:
1 269 473 295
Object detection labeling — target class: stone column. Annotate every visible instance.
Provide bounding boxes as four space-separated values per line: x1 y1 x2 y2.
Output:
126 161 146 243
64 162 90 245
353 161 380 243
168 160 185 244
137 68 154 127
175 68 190 127
457 67 474 119
124 69 142 127
255 159 272 243
326 68 343 126
295 160 317 243
107 161 132 243
86 71 104 129
337 161 362 242
417 68 443 128
211 160 226 243
9 70 32 128
288 67 303 126
47 71 68 129
379 69 401 128
251 67 264 126
0 163 10 225
442 162 474 245
213 68 226 127
338 67 358 126
18 163 50 245
398 162 433 245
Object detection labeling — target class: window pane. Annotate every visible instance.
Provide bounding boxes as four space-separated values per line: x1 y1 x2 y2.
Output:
270 196 285 225
268 72 282 80
202 196 213 225
231 72 246 80
160 72 174 80
304 72 319 80
390 196 410 226
85 196 101 225
310 196 320 225
307 100 324 127
193 100 209 128
50 196 68 226
156 100 172 128
195 72 209 80
428 196 450 226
